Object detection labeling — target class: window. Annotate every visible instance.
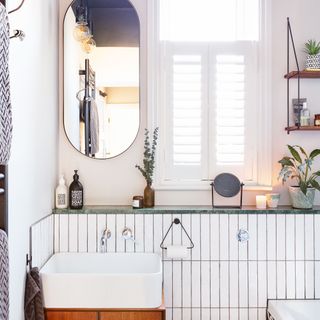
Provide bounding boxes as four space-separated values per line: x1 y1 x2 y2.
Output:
149 0 271 189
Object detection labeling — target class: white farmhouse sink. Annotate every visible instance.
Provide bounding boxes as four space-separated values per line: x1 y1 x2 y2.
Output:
40 253 162 309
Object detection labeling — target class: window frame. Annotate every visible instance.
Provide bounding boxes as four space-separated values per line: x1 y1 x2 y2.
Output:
147 0 272 191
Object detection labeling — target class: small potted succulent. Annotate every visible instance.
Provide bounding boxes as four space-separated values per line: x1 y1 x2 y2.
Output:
278 145 320 209
136 127 159 208
304 39 320 70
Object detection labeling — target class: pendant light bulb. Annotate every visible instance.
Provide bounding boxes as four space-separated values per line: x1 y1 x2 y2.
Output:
81 37 96 54
73 24 91 42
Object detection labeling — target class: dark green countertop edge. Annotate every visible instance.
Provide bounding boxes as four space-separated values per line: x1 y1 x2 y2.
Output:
53 205 320 215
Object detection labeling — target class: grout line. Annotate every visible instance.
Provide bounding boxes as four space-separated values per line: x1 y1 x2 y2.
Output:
237 214 240 319
209 213 212 320
294 214 297 299
266 213 269 303
86 214 89 252
228 214 230 320
256 215 259 311
200 213 202 320
247 214 249 320
276 214 278 299
77 214 79 253
171 213 173 318
181 214 183 320
304 213 306 299
95 214 98 253
314 213 316 299
285 214 287 299
218 213 221 320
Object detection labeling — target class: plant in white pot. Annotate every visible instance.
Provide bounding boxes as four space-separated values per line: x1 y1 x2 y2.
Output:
304 39 320 70
278 145 320 209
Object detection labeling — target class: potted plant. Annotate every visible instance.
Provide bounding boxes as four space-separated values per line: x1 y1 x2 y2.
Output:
136 127 159 208
304 39 320 70
278 145 320 209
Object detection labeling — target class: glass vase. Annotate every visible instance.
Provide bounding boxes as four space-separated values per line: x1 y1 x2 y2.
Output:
144 182 155 208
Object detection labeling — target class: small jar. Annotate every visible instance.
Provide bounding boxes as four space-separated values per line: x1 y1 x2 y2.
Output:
315 114 320 126
132 196 144 209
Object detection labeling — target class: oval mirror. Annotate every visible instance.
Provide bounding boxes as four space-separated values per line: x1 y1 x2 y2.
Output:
63 0 140 159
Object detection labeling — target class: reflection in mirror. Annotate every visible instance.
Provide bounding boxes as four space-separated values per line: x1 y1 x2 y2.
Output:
64 0 140 159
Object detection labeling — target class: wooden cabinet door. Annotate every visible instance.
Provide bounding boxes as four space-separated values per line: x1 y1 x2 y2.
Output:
45 311 98 320
100 311 163 320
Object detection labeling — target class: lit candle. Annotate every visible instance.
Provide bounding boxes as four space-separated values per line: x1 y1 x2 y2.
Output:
256 195 267 209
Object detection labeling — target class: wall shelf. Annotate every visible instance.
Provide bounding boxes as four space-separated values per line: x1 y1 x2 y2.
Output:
285 125 320 132
285 18 320 134
285 70 320 79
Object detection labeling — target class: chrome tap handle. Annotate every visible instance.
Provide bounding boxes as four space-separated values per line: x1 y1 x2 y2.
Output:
102 228 111 240
122 227 136 243
100 228 111 253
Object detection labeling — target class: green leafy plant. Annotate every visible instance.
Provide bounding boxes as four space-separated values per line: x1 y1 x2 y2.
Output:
278 145 320 195
136 127 159 185
304 39 320 55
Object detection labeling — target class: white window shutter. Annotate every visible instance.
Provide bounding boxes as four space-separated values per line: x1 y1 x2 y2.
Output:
164 45 208 181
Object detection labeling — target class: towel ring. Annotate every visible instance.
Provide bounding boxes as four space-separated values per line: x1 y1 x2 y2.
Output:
160 218 194 250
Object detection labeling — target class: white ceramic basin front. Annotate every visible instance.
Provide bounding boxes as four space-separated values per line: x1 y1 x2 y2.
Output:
268 300 320 320
40 253 162 309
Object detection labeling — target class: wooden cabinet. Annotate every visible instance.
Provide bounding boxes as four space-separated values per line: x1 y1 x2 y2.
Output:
45 311 97 320
45 294 165 320
100 311 163 320
45 310 164 320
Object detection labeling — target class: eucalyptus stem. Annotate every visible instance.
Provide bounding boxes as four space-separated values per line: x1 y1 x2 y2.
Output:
136 127 159 185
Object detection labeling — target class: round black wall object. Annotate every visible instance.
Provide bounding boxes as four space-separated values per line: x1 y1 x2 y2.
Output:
213 173 241 198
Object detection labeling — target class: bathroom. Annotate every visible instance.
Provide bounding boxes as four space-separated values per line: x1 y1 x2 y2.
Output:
0 0 320 319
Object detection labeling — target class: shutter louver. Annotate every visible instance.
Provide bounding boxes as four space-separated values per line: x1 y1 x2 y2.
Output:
215 55 245 166
172 55 202 167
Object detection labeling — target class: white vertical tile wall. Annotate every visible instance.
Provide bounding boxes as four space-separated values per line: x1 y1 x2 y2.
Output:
31 212 320 320
30 214 54 269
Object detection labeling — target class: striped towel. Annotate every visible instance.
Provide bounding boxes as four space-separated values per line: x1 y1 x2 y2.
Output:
0 3 12 165
0 229 9 320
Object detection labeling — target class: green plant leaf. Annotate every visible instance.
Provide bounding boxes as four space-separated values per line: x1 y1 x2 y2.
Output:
278 157 294 167
299 181 308 195
310 149 320 159
310 179 320 191
294 145 308 158
304 39 320 55
312 170 320 177
287 145 302 163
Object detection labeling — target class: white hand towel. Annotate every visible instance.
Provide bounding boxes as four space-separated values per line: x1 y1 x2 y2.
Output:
166 245 189 259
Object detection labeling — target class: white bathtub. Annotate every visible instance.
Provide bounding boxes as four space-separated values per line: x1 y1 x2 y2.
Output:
40 253 162 309
268 300 320 320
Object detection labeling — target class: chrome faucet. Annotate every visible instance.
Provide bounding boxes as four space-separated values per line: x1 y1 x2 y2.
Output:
100 228 111 253
122 227 136 243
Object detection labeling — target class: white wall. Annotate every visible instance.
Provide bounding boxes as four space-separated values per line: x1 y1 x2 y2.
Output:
59 0 320 206
8 0 59 319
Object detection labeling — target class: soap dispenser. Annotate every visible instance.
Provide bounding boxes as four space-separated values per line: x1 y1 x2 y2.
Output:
69 170 83 209
55 175 68 209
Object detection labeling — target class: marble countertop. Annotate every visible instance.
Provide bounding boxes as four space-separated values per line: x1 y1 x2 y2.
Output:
53 205 320 215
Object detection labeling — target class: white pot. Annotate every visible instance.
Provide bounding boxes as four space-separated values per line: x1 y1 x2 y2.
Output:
288 186 315 209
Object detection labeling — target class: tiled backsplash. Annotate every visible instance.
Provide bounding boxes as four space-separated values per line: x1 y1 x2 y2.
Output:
30 214 54 269
33 211 320 320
